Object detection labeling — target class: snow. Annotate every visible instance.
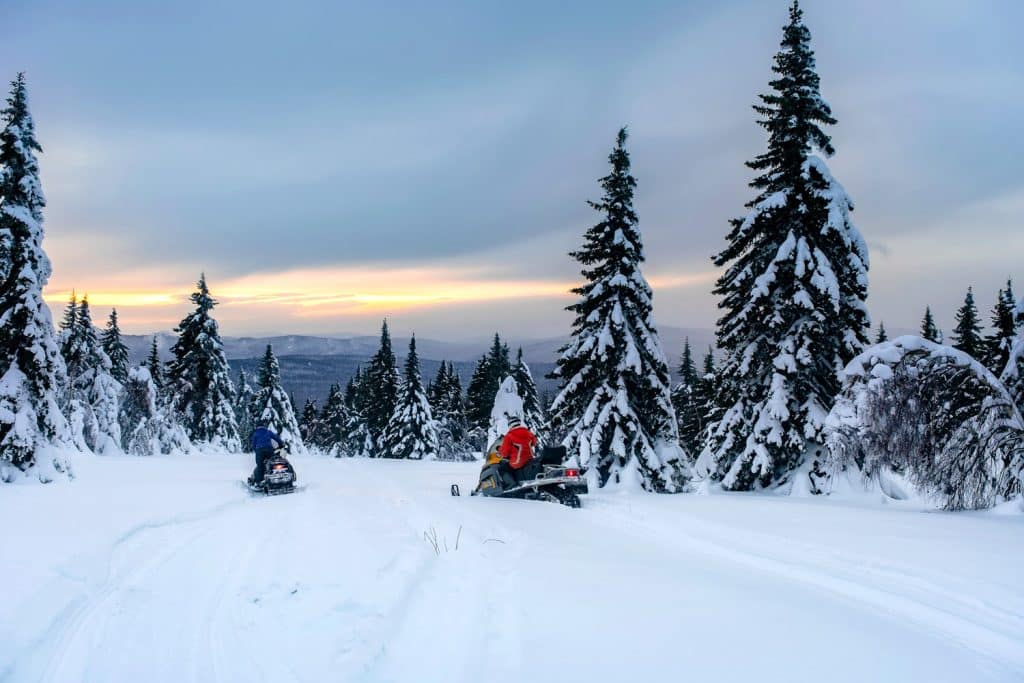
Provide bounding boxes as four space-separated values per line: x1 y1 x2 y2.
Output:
1 453 1022 683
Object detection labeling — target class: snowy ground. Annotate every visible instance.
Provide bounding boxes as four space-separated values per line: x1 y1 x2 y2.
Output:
2 454 1022 683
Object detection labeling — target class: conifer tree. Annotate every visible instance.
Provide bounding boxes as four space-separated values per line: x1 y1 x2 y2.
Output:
233 368 254 443
69 297 123 453
1000 296 1024 415
363 320 399 455
0 73 71 479
146 336 164 389
984 280 1017 374
547 128 685 492
875 322 888 344
430 361 470 458
512 348 545 438
703 3 870 490
696 348 720 426
383 336 438 459
952 287 984 360
166 275 240 451
317 383 350 455
120 366 190 456
101 308 130 382
252 344 303 451
465 334 511 432
672 338 703 459
299 397 320 447
921 306 942 344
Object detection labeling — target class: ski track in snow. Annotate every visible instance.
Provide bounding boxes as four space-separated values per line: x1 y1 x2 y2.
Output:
1 454 1022 683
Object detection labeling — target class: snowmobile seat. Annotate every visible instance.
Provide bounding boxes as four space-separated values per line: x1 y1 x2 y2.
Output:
539 445 566 466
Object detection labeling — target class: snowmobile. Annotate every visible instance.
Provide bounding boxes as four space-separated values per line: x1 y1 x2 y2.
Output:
451 445 588 508
246 446 297 496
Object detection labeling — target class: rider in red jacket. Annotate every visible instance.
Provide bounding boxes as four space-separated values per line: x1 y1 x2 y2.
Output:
499 416 538 470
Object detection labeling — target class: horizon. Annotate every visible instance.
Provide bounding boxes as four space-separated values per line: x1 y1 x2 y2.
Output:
4 0 1021 341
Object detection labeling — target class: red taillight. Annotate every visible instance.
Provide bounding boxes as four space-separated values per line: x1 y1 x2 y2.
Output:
565 468 579 477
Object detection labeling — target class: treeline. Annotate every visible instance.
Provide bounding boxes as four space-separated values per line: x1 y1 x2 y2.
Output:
295 327 544 459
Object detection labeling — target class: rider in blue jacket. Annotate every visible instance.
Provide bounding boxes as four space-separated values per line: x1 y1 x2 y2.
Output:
248 424 286 485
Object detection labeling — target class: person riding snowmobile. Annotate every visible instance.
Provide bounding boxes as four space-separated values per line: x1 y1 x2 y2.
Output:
248 424 287 486
488 416 538 489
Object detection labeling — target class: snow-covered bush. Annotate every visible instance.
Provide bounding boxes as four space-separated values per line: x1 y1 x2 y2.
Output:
822 336 1024 510
120 366 191 455
1000 295 1024 416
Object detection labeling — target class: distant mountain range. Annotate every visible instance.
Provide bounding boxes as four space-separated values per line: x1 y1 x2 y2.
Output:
124 326 720 406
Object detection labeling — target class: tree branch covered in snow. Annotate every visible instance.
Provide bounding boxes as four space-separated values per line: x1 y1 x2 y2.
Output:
823 336 1024 510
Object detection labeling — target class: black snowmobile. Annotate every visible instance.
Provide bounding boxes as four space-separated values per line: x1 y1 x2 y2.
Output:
247 446 298 496
452 445 588 508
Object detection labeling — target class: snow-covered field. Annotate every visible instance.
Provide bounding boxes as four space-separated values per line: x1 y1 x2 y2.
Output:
2 454 1022 683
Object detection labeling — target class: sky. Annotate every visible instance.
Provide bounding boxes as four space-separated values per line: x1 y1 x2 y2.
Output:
2 0 1022 342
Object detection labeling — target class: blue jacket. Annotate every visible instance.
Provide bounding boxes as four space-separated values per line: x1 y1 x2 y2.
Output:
251 427 283 452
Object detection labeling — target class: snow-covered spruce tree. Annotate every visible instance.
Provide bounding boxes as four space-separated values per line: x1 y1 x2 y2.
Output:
921 306 942 344
382 336 438 459
875 322 887 344
317 383 350 455
234 368 254 442
487 375 525 448
1001 296 1024 417
101 308 130 382
58 291 83 377
363 320 400 456
68 297 123 453
342 366 374 457
824 336 1024 510
251 344 303 452
0 73 72 481
512 348 545 439
428 361 468 459
466 333 512 433
119 365 190 456
166 274 240 451
299 397 320 449
984 280 1017 375
952 287 984 360
145 336 164 389
547 127 685 492
702 2 870 491
672 338 703 461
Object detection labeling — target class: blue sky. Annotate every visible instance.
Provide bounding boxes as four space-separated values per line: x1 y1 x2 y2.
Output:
3 0 1022 340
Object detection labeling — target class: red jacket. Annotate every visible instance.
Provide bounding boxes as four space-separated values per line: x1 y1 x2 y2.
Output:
499 425 538 469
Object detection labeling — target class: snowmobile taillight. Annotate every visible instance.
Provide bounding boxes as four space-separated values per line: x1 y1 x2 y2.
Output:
565 468 579 478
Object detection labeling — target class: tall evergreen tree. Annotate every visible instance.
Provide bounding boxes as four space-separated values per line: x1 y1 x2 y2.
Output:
672 338 703 459
166 274 240 451
921 306 942 344
952 287 984 360
383 336 439 460
465 334 512 431
1001 295 1024 415
252 344 303 450
0 73 71 479
703 3 870 490
547 128 685 492
362 320 399 455
299 397 320 448
68 296 123 453
430 361 470 458
234 368 254 442
512 348 545 438
984 280 1017 374
145 336 164 389
875 322 888 344
317 383 350 455
101 308 130 382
